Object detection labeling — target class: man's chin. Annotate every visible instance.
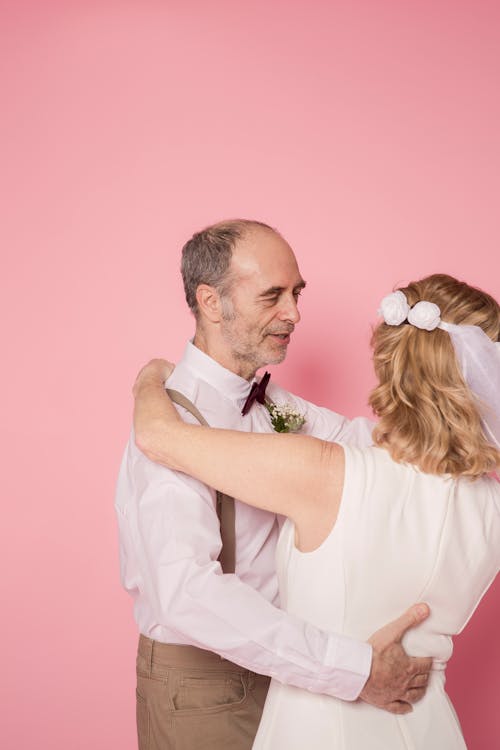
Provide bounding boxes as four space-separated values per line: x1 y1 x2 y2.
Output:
262 345 288 366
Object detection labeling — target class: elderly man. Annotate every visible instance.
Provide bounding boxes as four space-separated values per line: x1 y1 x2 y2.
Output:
115 219 431 750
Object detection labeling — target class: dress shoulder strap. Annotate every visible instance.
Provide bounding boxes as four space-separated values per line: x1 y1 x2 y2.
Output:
166 388 236 574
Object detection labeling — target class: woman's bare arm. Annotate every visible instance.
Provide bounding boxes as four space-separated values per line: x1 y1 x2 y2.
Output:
133 360 344 547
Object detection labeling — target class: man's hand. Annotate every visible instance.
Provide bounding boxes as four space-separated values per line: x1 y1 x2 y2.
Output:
133 358 175 398
360 603 432 715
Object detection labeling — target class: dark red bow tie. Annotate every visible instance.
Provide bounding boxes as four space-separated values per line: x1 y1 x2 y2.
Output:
241 371 271 416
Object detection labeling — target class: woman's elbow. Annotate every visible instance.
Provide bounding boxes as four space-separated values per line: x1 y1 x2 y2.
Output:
134 421 163 461
134 421 179 470
135 428 154 459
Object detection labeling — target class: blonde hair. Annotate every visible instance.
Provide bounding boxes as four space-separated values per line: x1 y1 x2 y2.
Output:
369 274 500 478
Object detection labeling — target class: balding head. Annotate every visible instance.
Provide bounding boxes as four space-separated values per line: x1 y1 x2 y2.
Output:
181 219 279 318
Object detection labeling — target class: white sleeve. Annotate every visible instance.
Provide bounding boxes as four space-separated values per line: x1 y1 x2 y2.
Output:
116 439 371 701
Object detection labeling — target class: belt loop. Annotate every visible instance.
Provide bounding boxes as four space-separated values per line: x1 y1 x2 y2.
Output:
148 638 154 676
142 636 153 677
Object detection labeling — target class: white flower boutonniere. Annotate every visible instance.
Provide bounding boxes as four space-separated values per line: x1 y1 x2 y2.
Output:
265 402 306 433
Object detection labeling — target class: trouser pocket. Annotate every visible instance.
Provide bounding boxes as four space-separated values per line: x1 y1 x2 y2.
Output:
170 671 248 714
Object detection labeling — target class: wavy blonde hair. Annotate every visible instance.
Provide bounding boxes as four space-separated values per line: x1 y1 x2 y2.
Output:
369 274 500 478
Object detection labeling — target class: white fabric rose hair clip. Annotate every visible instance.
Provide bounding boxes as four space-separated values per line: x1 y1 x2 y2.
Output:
378 290 410 326
379 292 441 331
377 289 500 449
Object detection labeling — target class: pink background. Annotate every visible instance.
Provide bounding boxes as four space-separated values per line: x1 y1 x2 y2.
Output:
2 1 499 747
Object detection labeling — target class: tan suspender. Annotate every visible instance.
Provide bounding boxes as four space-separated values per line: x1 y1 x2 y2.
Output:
166 389 236 575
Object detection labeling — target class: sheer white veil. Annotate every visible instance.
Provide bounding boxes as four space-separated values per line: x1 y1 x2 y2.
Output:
440 321 500 450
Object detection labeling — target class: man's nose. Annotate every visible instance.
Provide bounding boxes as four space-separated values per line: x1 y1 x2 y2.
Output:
278 296 301 324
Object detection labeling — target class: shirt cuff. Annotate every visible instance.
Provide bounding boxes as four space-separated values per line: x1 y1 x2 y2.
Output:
322 635 373 701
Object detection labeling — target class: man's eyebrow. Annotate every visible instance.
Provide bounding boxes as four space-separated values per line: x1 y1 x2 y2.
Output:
258 280 307 297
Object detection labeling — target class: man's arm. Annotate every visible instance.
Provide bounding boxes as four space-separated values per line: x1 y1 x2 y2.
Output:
116 436 371 700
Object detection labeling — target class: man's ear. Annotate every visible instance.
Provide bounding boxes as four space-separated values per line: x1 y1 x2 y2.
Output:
196 284 223 323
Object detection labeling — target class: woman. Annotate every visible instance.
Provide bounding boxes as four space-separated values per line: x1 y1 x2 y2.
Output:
133 274 500 749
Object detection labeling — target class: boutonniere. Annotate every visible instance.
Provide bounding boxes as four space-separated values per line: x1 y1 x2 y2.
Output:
265 402 306 433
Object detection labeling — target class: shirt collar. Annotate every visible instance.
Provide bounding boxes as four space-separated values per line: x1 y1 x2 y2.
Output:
178 340 253 405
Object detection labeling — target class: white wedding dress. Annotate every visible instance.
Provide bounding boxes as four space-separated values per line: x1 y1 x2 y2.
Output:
252 445 500 749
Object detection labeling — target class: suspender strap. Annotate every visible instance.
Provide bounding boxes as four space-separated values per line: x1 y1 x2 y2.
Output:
166 389 236 575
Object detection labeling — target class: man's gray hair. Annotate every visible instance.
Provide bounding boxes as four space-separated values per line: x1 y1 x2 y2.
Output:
181 219 276 316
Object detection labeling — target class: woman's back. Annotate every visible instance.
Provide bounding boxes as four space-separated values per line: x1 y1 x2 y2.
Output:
253 445 500 749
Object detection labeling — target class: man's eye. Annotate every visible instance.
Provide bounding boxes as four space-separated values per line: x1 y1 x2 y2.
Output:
293 290 302 299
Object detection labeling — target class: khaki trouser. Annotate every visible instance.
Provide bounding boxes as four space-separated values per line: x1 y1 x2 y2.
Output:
136 636 270 750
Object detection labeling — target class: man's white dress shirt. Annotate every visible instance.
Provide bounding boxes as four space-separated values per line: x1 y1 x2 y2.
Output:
115 342 374 700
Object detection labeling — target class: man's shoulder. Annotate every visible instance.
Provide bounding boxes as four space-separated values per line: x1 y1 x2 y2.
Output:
166 364 200 400
266 380 313 410
266 380 375 445
167 365 240 428
164 365 215 413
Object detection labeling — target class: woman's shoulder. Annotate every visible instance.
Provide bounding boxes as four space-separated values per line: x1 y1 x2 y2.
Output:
345 444 500 482
341 443 416 480
343 444 500 510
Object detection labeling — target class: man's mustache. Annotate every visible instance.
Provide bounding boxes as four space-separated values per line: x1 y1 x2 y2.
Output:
265 325 295 336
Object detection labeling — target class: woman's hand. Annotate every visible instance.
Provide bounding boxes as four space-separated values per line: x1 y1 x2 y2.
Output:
133 358 181 467
133 358 175 398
